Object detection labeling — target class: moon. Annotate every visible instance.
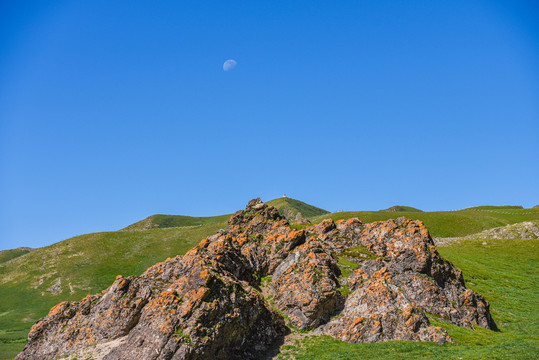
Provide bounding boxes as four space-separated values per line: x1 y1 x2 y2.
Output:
223 59 237 71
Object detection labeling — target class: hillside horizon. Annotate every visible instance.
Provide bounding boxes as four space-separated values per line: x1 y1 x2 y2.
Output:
2 198 538 359
2 197 538 252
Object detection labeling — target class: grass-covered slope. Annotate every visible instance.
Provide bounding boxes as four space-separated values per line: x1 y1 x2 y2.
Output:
123 197 329 231
0 248 33 265
465 205 524 210
278 238 539 359
381 205 423 212
0 223 225 359
121 213 230 231
266 197 329 220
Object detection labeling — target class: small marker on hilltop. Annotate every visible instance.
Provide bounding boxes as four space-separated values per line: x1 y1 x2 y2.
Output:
283 193 287 198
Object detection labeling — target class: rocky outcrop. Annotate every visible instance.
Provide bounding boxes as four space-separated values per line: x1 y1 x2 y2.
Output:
321 266 451 343
318 217 496 343
17 199 497 360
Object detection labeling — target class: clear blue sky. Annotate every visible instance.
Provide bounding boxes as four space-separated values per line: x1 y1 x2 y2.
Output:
1 1 538 250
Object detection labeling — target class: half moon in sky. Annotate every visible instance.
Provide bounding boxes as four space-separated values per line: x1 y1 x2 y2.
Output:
223 59 237 71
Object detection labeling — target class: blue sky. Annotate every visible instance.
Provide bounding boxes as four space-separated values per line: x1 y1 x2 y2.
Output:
1 1 538 249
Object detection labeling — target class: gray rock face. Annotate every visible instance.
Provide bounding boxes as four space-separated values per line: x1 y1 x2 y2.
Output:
319 217 496 343
17 200 497 360
270 237 344 330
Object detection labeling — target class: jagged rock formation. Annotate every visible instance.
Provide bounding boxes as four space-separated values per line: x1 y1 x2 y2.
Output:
16 199 497 360
318 218 496 343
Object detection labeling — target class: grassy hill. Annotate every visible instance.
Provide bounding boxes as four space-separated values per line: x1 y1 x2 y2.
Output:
381 205 423 212
123 197 329 230
266 197 329 220
2 200 539 359
121 213 231 231
0 248 33 265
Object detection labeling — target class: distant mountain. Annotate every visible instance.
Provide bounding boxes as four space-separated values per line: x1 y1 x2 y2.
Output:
381 205 423 212
266 197 329 220
0 223 225 349
121 213 231 231
464 205 524 210
0 247 34 265
121 197 329 230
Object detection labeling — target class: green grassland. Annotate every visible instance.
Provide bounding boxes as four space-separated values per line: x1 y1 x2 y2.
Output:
1 200 538 359
121 213 231 231
0 248 33 265
277 238 539 359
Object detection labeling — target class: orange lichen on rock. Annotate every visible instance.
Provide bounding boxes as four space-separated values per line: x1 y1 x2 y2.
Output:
47 301 69 317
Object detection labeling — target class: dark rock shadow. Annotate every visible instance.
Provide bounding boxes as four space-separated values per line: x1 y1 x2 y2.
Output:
259 327 290 360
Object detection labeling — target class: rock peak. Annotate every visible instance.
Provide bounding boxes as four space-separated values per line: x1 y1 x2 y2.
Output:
246 197 263 208
227 198 287 236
